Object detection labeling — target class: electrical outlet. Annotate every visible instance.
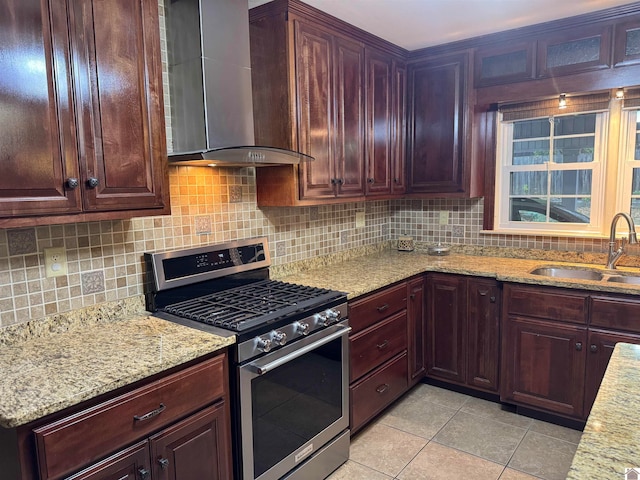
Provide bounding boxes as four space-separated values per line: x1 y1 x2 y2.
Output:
439 210 449 225
355 211 366 228
44 247 68 278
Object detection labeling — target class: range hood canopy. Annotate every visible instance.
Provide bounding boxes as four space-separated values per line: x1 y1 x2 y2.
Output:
165 0 312 167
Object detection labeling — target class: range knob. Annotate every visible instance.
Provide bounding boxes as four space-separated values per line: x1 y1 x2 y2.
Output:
256 337 272 353
272 330 287 346
315 312 330 327
295 321 310 336
326 309 341 322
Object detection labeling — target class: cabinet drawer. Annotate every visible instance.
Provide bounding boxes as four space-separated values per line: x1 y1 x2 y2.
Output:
504 284 588 324
349 283 407 333
34 354 227 480
350 352 408 433
350 311 407 381
590 296 640 333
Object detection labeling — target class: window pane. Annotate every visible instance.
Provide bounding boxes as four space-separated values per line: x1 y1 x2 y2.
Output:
510 197 549 222
514 118 550 139
553 137 594 163
550 197 590 222
635 133 640 161
510 172 547 195
554 114 596 136
632 168 640 195
550 170 592 195
631 198 640 224
512 140 550 165
546 37 600 68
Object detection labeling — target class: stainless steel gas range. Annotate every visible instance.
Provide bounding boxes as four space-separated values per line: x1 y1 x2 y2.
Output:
144 237 350 480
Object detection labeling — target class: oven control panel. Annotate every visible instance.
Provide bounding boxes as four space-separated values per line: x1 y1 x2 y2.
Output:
237 303 348 362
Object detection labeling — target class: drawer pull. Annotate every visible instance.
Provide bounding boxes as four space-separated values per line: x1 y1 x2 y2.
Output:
158 457 170 470
376 340 389 350
138 468 150 480
133 403 165 422
376 303 389 313
376 383 390 394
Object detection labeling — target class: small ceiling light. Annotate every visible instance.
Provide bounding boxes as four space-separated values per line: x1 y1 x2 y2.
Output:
558 94 567 109
207 163 217 167
615 87 624 99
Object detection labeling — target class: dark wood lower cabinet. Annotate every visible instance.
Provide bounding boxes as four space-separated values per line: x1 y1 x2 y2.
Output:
426 273 500 393
66 441 151 480
501 316 587 418
407 276 426 386
150 402 231 480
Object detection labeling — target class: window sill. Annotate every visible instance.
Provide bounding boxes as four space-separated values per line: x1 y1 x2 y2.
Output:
480 229 608 239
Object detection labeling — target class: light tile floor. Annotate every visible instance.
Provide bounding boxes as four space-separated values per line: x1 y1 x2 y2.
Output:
329 384 583 480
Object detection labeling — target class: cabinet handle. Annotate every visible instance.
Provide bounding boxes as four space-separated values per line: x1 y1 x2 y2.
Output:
66 178 79 189
575 342 583 351
133 403 165 422
376 303 389 313
490 296 496 303
590 344 598 353
158 458 169 470
138 468 150 480
87 177 99 188
375 383 389 394
376 340 389 350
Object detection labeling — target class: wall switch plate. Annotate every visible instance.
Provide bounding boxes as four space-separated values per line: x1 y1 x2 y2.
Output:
439 211 449 225
44 247 68 278
355 211 366 228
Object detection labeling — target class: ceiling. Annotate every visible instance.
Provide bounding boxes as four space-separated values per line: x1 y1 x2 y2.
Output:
248 0 636 50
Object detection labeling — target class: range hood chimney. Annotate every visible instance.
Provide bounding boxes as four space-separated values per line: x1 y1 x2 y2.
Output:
166 0 312 167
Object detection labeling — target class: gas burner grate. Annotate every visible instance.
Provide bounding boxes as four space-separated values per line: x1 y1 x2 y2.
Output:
161 279 343 331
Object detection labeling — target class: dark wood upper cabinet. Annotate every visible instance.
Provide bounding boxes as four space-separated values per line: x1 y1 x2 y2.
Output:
407 52 480 197
536 24 613 78
614 14 640 66
0 0 169 227
473 41 535 87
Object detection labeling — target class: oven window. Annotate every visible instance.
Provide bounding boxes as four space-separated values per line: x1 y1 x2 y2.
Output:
251 339 343 478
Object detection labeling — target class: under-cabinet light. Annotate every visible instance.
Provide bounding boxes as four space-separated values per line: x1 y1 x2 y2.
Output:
558 94 567 109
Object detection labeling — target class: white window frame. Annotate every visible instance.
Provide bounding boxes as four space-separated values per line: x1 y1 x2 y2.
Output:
494 111 608 237
618 108 640 220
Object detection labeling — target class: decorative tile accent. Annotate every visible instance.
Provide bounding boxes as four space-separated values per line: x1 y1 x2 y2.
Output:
229 185 242 203
194 215 211 235
452 225 465 238
7 229 37 256
340 231 349 244
309 206 320 221
81 271 105 295
275 241 286 258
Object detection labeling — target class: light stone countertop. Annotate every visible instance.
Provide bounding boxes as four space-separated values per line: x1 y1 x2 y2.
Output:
567 343 640 479
272 248 640 299
0 314 235 428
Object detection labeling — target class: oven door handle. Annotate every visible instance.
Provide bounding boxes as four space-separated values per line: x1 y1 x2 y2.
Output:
247 325 351 375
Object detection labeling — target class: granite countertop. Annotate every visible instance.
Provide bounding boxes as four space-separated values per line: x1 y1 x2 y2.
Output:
0 314 235 428
273 248 640 299
567 343 640 479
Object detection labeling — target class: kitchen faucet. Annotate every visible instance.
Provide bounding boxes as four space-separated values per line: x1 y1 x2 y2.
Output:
606 212 638 269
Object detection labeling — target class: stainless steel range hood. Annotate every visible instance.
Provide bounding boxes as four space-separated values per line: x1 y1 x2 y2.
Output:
166 0 312 167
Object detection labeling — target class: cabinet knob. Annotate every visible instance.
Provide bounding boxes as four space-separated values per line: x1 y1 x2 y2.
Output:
575 342 583 351
490 296 496 303
367 178 374 183
393 178 399 183
331 178 337 185
158 458 169 470
138 468 150 480
590 344 598 353
336 178 344 185
66 178 79 189
87 177 99 188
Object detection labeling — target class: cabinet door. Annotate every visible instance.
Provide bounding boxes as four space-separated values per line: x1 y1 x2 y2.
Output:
407 276 426 385
0 0 82 218
333 35 365 198
66 441 151 480
295 21 337 200
614 15 640 66
70 0 167 212
501 317 586 418
150 401 232 480
473 41 535 87
407 52 469 194
426 274 466 383
391 60 407 195
365 49 392 195
584 329 640 416
467 278 500 392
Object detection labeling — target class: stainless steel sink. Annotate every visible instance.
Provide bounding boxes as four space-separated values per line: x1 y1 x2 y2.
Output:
606 275 640 284
529 266 604 281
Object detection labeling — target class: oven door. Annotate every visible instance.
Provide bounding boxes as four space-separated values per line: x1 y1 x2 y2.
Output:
238 320 350 480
